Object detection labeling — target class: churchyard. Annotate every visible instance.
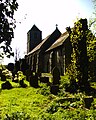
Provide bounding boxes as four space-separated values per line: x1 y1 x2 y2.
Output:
0 65 96 119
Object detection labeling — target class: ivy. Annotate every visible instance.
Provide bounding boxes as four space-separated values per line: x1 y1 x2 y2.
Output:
67 19 89 89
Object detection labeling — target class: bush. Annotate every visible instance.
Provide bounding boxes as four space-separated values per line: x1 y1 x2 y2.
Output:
1 81 12 89
7 63 14 72
1 74 6 81
19 79 27 88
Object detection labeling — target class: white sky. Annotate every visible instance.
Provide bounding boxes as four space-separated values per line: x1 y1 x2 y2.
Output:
3 0 94 64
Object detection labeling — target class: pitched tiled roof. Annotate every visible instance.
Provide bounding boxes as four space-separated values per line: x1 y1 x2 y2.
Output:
27 35 50 55
46 31 69 52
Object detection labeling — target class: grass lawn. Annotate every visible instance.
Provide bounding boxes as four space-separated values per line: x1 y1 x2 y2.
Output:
0 71 96 119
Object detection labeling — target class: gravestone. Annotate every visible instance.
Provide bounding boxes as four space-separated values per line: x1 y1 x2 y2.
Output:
1 81 12 89
29 73 38 88
25 69 33 81
52 66 60 85
50 67 60 94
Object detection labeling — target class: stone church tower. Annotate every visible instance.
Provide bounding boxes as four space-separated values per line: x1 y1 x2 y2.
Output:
27 25 42 53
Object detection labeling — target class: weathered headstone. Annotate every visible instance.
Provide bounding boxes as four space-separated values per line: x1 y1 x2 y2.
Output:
52 66 60 85
50 67 60 94
29 73 38 88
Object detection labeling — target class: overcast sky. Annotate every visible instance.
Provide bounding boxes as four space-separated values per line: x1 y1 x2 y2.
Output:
3 0 94 64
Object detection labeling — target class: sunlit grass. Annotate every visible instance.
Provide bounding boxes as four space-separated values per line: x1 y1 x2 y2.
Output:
0 69 96 119
0 87 51 119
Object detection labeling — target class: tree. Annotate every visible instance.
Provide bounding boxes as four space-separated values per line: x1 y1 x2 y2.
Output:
0 0 18 59
87 0 96 81
67 19 89 91
87 31 96 81
89 0 96 35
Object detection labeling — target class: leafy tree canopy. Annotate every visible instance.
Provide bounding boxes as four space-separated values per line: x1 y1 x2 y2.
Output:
89 0 96 35
67 18 96 83
0 0 18 59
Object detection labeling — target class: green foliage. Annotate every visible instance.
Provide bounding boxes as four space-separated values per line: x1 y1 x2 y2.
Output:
0 69 96 119
66 63 78 81
0 0 18 58
67 19 89 87
86 26 96 80
46 101 61 114
4 111 31 120
90 0 96 35
88 0 96 80
0 81 96 119
38 83 50 96
87 30 96 62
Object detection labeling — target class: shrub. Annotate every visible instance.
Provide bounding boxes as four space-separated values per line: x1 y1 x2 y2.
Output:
19 79 27 88
1 74 6 81
1 81 12 89
7 63 14 72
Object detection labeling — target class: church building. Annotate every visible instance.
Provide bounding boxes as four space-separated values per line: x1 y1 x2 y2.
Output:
25 24 72 75
25 19 90 75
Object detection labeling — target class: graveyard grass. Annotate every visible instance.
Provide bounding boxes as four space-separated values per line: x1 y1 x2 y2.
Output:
0 71 96 119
